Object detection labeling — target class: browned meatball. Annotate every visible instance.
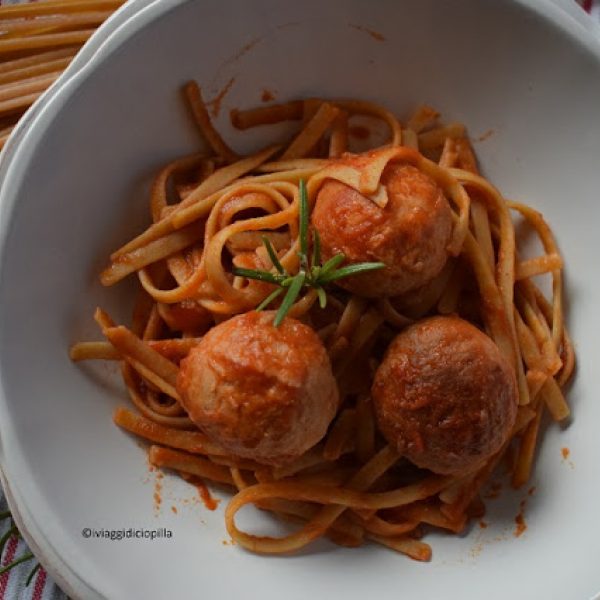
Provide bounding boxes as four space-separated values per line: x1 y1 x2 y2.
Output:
312 159 453 297
371 316 517 475
176 311 338 465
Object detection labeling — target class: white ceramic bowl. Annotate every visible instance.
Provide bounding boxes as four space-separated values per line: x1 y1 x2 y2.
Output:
1 1 599 598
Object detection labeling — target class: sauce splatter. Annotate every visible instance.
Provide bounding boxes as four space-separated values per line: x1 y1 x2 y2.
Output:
218 37 262 71
196 480 220 511
349 125 370 140
181 473 220 511
528 486 536 496
276 22 299 31
153 471 164 515
206 77 235 118
484 481 502 500
261 89 276 103
476 129 495 142
514 499 527 537
561 447 574 469
349 24 386 42
221 538 235 546
171 506 178 515
514 514 527 537
479 520 488 529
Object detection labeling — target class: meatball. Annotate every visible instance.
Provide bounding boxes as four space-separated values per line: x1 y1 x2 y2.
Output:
176 311 338 464
312 160 452 297
371 316 517 475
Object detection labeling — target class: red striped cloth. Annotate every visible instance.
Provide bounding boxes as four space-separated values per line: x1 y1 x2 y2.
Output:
0 504 61 600
0 0 598 598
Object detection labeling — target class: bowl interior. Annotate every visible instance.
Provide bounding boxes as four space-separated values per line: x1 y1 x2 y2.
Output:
0 0 599 598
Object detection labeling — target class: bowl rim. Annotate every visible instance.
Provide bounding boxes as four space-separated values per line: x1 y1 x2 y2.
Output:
0 0 598 597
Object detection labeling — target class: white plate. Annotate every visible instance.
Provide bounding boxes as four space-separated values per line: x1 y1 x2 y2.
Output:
0 1 599 598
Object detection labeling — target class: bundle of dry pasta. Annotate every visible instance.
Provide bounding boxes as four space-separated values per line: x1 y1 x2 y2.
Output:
0 0 123 149
70 81 575 559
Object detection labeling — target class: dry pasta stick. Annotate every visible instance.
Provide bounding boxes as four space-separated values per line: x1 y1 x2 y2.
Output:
0 56 72 86
0 133 11 150
0 91 42 116
0 29 95 54
0 71 59 102
0 47 76 75
0 0 123 19
0 11 112 36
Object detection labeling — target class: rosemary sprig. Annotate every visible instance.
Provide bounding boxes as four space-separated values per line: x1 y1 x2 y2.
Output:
0 552 34 577
25 562 41 586
0 513 40 585
232 179 385 326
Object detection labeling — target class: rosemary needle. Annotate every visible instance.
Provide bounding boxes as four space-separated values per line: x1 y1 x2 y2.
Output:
232 179 384 325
